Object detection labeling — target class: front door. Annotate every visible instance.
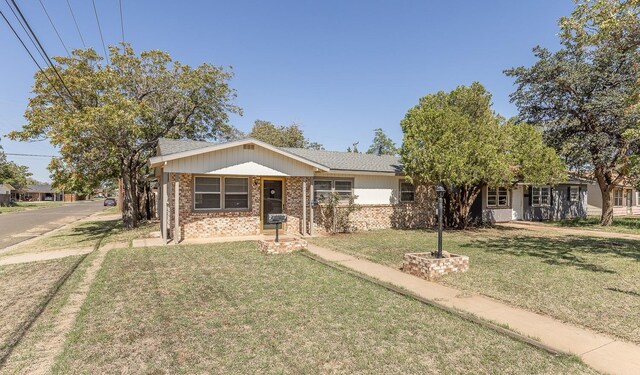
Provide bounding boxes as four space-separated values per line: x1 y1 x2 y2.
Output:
262 179 284 231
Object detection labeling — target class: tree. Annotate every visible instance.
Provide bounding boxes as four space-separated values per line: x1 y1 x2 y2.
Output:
366 128 397 155
0 142 32 190
8 44 241 228
505 0 640 226
347 142 360 153
248 120 323 149
400 82 565 229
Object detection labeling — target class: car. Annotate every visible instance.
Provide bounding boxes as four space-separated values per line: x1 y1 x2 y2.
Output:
104 197 117 206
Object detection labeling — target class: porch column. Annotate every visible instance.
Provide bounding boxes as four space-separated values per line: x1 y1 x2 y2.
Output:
302 178 307 236
309 182 314 236
161 172 168 243
174 173 180 243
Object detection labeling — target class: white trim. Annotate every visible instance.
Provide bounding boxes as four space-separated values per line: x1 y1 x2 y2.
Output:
150 138 329 171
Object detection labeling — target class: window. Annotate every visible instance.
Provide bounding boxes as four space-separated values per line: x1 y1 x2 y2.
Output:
194 176 249 210
614 189 623 206
531 186 551 206
636 192 640 206
487 187 509 207
194 177 221 210
400 182 415 202
313 179 353 202
224 178 249 209
569 186 580 202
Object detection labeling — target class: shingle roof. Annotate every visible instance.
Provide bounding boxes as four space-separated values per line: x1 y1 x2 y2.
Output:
157 138 215 156
280 148 401 173
26 184 55 193
0 183 15 191
155 138 402 173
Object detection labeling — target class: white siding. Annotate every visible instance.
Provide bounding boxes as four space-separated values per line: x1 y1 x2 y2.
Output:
586 183 603 216
315 173 403 205
163 144 317 176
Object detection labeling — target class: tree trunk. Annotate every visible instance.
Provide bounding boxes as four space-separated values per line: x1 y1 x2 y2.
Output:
594 169 614 226
444 186 481 230
121 164 140 229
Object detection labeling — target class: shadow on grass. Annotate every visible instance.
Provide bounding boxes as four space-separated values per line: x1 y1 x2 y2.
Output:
49 220 121 246
462 235 640 274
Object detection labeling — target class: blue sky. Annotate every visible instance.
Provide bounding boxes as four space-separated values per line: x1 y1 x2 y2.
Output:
0 0 574 182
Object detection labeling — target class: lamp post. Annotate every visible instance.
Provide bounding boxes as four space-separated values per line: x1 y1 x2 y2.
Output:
435 185 445 258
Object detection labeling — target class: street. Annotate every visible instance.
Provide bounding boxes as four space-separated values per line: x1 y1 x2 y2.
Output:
0 201 105 251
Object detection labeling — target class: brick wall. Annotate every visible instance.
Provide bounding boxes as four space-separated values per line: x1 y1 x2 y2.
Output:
167 174 435 239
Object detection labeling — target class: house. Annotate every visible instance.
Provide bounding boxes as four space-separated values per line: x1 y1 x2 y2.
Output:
150 138 434 242
586 181 640 216
472 178 589 223
20 184 63 201
0 183 14 205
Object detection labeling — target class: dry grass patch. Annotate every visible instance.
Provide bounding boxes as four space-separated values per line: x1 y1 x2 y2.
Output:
0 256 81 363
53 243 593 374
310 228 640 344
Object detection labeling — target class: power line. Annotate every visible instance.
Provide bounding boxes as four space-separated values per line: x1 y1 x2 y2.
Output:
119 0 124 44
9 0 75 100
91 0 109 64
0 8 67 104
4 0 48 66
5 153 56 158
39 0 70 56
65 0 85 48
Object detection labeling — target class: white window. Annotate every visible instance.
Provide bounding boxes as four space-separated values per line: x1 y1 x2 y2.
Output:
569 186 579 202
400 182 415 202
614 189 623 207
636 192 640 206
313 179 353 202
194 177 221 210
224 178 249 209
194 176 249 210
531 186 551 207
487 187 508 207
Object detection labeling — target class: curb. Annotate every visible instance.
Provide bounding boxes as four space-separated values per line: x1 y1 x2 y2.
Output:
299 250 569 357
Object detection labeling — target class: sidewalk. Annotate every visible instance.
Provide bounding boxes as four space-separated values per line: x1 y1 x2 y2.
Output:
500 221 640 241
306 243 640 375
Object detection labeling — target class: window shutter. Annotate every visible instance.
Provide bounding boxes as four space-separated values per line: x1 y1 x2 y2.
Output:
567 186 571 198
550 187 554 207
528 186 532 206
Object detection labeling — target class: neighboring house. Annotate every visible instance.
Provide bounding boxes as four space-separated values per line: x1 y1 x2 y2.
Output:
586 181 640 217
0 183 14 205
20 184 63 201
150 138 434 242
472 178 589 223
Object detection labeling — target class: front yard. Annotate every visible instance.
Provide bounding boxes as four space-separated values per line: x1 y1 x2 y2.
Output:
52 243 591 374
310 227 640 345
551 216 640 235
0 201 66 214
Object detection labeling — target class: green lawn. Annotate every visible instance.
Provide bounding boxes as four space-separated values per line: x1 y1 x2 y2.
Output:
53 243 592 374
550 216 640 235
0 201 66 214
310 228 640 344
0 256 81 363
0 219 157 258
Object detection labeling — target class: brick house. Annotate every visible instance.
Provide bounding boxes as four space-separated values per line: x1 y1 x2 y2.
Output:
150 138 435 242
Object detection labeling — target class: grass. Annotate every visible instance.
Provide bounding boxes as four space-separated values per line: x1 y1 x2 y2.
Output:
52 243 593 374
0 256 81 363
1 252 98 374
0 201 66 214
310 227 640 344
550 216 640 234
0 219 157 258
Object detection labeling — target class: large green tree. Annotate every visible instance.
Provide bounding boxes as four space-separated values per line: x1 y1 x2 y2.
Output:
8 44 241 227
248 120 323 149
366 128 397 155
505 0 640 226
401 82 565 229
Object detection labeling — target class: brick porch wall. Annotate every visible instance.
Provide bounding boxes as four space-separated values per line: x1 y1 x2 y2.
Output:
167 174 435 239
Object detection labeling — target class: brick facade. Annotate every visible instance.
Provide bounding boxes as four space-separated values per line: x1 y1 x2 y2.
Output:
166 174 434 239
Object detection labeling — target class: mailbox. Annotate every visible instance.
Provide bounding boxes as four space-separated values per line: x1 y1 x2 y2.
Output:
268 213 287 224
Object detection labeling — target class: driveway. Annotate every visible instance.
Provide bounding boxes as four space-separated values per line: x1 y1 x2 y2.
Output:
0 201 105 251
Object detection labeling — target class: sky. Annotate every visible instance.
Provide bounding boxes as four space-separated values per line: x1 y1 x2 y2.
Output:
0 0 575 182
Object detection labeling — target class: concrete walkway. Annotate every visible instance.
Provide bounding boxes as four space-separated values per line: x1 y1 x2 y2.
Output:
500 221 640 241
306 243 640 375
0 247 94 266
